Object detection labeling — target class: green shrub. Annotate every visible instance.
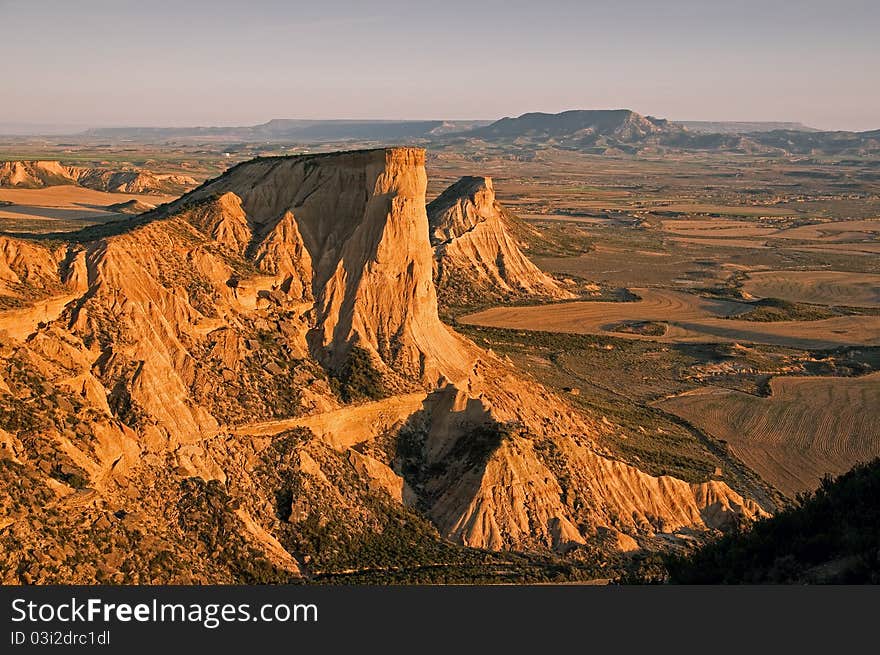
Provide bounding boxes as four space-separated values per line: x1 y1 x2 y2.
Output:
330 346 387 403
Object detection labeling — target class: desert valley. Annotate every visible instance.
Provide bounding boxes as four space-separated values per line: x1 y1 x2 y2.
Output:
1 110 878 584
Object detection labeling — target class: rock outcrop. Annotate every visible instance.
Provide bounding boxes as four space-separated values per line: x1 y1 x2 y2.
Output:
0 148 770 584
187 148 475 384
105 199 156 214
0 160 196 195
427 176 572 309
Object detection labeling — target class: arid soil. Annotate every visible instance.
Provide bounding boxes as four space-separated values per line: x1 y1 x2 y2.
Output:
0 186 174 233
742 271 880 307
461 289 880 349
656 373 880 497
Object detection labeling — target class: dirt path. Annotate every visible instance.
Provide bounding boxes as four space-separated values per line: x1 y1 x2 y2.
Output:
232 392 429 449
0 292 80 341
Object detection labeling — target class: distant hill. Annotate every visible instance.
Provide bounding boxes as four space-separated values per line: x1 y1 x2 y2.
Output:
105 199 156 214
677 121 819 134
82 119 491 143
449 109 880 156
665 458 880 583
460 109 682 152
745 129 880 155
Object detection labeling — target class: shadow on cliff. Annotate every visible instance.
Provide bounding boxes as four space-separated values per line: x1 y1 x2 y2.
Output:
390 385 517 533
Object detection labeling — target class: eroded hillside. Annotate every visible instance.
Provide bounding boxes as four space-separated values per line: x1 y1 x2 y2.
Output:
0 160 196 195
0 148 771 583
428 176 574 312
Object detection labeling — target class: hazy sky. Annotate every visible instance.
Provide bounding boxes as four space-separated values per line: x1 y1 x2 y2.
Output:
2 0 878 131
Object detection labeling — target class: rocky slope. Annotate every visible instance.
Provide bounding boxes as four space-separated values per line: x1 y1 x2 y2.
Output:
0 148 770 584
105 199 156 214
427 176 573 310
0 160 197 194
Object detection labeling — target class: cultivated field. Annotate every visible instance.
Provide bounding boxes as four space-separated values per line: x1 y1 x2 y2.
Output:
772 218 880 242
656 373 880 497
743 271 880 307
0 186 175 233
461 289 880 349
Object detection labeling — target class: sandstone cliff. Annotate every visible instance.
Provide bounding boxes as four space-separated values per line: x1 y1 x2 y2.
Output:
427 176 572 310
0 148 769 584
185 148 475 385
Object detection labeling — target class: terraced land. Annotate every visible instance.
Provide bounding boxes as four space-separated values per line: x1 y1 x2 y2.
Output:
742 271 880 307
656 373 880 497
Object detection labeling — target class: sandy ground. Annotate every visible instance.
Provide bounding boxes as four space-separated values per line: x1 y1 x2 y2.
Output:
772 218 880 241
0 186 174 227
656 373 880 497
743 270 880 307
461 288 880 349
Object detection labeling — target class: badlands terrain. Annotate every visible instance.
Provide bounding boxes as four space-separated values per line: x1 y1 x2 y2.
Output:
0 110 878 583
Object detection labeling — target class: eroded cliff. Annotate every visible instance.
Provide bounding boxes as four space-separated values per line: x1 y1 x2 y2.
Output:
0 148 768 584
427 176 573 310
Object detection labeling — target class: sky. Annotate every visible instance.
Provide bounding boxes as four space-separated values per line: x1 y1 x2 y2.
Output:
2 0 878 131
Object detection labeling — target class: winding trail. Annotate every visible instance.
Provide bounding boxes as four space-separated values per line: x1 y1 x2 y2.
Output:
232 392 429 449
0 292 80 341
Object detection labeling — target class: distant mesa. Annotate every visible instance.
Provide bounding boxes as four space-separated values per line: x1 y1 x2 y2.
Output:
0 160 197 195
676 120 820 134
448 109 880 156
81 119 493 143
466 109 676 143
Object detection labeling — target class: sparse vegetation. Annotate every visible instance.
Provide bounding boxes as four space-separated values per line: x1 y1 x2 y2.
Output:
664 459 880 583
606 320 667 336
330 346 388 403
734 297 836 322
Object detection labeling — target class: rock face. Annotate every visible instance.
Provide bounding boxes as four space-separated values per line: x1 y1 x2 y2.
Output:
0 148 769 584
0 161 73 187
105 199 156 215
427 176 572 309
187 148 474 384
0 160 196 194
